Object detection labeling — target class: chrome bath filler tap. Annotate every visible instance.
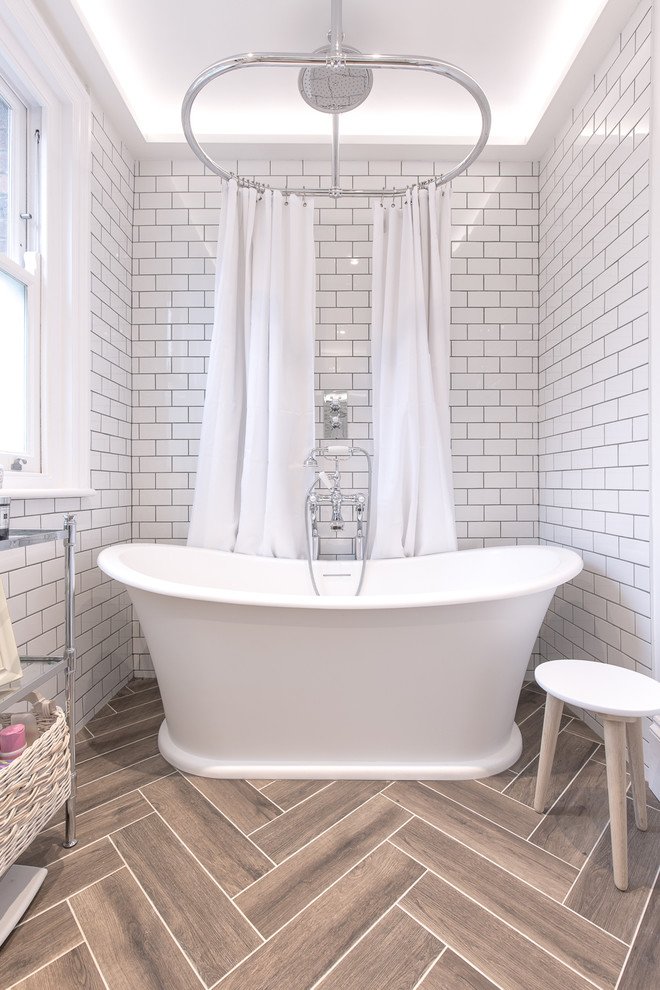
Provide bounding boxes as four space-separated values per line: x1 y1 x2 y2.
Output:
303 444 372 595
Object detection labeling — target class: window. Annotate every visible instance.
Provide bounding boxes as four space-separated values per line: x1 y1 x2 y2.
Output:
0 74 40 471
0 256 40 463
0 76 28 262
0 0 91 496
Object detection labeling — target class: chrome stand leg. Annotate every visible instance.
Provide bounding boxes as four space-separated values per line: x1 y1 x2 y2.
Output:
62 513 77 849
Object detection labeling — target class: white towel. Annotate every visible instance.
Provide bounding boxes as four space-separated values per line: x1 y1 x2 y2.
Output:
0 579 22 692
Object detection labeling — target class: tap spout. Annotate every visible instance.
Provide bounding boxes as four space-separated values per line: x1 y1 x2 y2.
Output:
330 490 344 530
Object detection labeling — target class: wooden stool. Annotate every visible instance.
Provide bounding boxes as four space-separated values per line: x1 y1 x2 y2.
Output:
533 659 660 890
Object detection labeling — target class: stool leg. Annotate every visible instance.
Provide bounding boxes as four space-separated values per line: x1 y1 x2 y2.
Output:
602 717 629 891
534 694 564 814
626 717 647 831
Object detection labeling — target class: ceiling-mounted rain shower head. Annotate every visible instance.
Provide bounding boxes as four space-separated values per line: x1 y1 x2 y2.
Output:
298 46 373 114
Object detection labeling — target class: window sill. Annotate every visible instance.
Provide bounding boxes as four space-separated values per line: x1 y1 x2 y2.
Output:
1 488 97 500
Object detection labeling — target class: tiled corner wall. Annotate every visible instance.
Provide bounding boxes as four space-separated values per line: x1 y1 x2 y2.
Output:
2 0 652 707
0 104 134 723
130 158 539 547
537 2 652 702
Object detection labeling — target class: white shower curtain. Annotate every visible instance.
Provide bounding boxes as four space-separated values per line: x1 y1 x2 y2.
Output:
188 180 315 558
370 184 457 558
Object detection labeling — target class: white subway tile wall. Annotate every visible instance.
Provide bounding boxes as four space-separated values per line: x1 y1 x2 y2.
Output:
537 3 651 715
0 0 652 716
131 158 539 552
450 162 539 547
0 104 135 722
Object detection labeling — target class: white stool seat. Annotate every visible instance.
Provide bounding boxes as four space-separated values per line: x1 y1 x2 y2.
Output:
534 659 660 891
535 659 660 718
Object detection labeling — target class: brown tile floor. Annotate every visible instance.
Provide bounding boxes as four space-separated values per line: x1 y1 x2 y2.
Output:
2 678 660 989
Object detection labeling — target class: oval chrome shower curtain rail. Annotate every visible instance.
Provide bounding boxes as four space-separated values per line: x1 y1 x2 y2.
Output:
181 50 491 199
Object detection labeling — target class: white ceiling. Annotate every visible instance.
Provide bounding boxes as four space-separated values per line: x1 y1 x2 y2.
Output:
35 0 642 162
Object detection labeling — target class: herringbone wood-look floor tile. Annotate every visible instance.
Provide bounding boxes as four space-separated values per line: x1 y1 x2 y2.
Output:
3 677 659 990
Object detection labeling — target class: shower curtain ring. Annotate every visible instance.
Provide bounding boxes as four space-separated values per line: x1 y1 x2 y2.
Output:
302 186 308 207
284 177 289 206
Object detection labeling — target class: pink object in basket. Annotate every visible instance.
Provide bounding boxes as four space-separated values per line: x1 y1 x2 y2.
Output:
0 723 26 759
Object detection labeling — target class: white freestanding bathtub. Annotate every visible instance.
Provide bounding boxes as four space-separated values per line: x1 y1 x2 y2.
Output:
97 543 582 780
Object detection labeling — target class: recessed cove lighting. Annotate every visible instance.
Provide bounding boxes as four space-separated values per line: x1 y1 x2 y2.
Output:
73 0 616 149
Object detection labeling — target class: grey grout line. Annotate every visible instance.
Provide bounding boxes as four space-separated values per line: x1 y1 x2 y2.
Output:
3 937 83 990
164 773 280 868
84 709 164 741
62 909 111 990
258 778 335 813
40 767 178 833
74 728 161 764
410 778 551 844
65 747 168 794
558 819 630 936
398 862 608 990
613 861 660 990
501 726 601 804
217 834 424 986
4 943 96 990
246 784 392 867
19 798 157 873
15 680 646 990
182 775 284 830
389 823 630 950
14 852 125 928
526 753 610 845
246 779 345 831
399 927 509 990
387 815 572 909
230 797 412 906
85 698 161 731
306 875 433 990
7 892 111 990
380 786 580 897
96 848 207 989
134 784 270 937
411 947 452 990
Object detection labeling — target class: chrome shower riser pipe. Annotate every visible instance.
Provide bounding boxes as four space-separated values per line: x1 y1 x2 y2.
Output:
332 114 340 197
330 0 342 59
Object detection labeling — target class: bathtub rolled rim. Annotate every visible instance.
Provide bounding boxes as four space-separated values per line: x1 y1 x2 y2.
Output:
97 542 584 610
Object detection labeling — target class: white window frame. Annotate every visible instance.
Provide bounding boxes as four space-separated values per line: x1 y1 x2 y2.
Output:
0 74 42 471
0 73 28 262
0 0 92 497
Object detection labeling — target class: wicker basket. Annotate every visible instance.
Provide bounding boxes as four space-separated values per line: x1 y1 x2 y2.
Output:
0 707 71 875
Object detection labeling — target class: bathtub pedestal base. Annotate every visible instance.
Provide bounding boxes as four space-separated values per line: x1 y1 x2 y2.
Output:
158 720 522 781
